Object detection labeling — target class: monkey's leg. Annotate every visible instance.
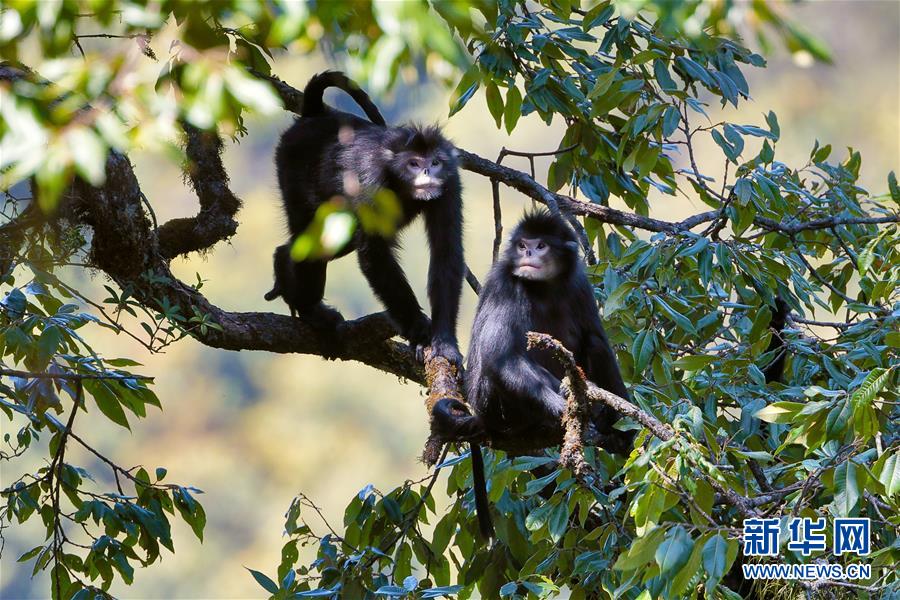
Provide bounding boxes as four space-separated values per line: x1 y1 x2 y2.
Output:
289 259 345 327
264 244 292 302
357 237 430 347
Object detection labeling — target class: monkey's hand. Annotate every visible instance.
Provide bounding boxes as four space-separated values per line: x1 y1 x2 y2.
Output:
402 313 432 362
429 337 463 367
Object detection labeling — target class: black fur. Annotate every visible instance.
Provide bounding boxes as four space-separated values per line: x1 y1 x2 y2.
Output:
436 211 634 540
762 296 789 384
301 71 386 125
267 72 464 364
466 211 632 443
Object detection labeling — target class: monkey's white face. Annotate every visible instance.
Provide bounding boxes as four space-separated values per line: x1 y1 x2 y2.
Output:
513 237 560 281
405 154 444 200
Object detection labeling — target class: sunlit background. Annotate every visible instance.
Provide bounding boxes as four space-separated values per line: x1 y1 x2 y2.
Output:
2 1 898 598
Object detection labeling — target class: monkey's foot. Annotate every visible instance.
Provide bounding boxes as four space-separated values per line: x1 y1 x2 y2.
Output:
296 303 347 359
431 398 484 442
399 313 432 362
428 338 463 367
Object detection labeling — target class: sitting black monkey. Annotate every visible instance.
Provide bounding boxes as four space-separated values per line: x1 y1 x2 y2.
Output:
435 210 635 538
266 71 464 364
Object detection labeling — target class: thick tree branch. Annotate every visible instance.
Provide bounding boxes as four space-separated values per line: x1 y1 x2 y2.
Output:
156 123 242 258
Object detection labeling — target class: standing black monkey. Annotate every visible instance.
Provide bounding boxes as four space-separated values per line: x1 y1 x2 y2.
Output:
435 210 635 538
266 71 464 363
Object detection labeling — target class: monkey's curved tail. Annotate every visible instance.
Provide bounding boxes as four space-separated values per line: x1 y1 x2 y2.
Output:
302 71 386 126
470 443 494 540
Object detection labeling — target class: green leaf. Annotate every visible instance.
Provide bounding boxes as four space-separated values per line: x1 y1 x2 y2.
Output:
17 545 45 563
875 451 899 498
732 449 774 463
732 178 753 203
888 171 900 202
247 568 279 594
174 486 206 541
632 330 656 373
655 526 692 575
449 69 479 117
755 401 803 424
672 354 716 371
670 532 706 596
547 501 569 543
675 56 714 87
701 534 730 589
504 86 522 134
36 325 64 367
604 282 637 315
525 502 554 532
84 380 130 429
832 460 860 517
759 139 774 163
653 59 678 92
653 296 696 334
856 231 886 274
711 129 738 162
588 69 617 99
485 81 504 129
662 106 680 137
765 111 780 141
851 368 889 407
614 527 666 571
524 470 559 496
3 287 27 318
812 143 832 163
582 2 614 31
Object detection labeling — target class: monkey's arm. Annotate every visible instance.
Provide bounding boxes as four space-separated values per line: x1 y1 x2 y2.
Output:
577 281 635 453
356 236 430 347
423 179 464 364
494 355 567 419
584 326 629 399
574 279 629 398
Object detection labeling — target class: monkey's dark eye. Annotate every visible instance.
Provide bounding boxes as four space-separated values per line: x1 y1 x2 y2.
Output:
431 159 440 166
518 242 526 250
537 242 546 250
408 159 421 168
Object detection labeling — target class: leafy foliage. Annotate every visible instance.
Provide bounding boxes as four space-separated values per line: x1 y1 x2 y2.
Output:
1 1 898 599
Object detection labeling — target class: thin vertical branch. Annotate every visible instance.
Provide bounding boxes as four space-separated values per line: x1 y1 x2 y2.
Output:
491 148 509 263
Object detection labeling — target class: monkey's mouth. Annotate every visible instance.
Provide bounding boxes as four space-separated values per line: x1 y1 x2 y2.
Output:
514 263 543 278
517 261 543 271
414 184 442 199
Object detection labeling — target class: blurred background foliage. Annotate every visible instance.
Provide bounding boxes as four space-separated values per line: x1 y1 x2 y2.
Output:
1 0 898 599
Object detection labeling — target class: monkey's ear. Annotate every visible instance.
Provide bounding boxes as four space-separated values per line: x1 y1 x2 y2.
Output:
565 241 580 252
